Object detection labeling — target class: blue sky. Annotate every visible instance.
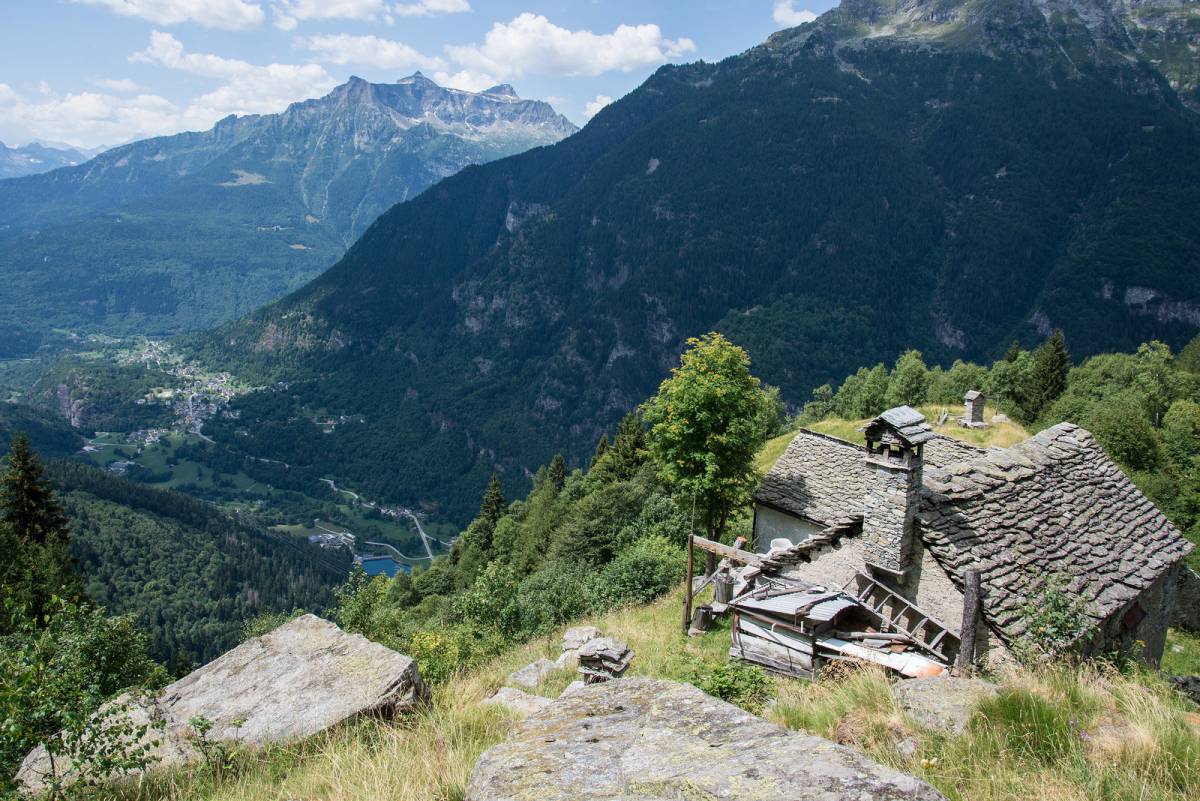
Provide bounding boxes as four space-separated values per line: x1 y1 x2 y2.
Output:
0 0 836 149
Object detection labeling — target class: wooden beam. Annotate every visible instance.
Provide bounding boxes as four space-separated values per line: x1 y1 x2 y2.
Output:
691 535 764 568
683 534 695 635
956 569 981 677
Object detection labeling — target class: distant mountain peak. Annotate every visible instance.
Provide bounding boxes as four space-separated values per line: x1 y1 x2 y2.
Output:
484 84 519 98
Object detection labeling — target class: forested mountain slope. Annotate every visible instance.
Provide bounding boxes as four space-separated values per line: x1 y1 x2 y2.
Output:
188 0 1200 523
0 75 575 352
45 460 349 665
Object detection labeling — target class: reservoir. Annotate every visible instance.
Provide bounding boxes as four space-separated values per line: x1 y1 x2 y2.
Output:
357 556 411 577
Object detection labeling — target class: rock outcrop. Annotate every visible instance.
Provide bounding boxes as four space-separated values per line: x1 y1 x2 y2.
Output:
18 615 426 793
466 677 946 801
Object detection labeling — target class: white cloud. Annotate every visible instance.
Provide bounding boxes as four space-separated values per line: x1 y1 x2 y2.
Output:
393 0 470 17
446 13 695 81
299 34 446 71
70 0 265 30
88 77 143 93
583 94 613 119
131 31 336 120
0 82 186 148
272 0 387 30
772 1 817 27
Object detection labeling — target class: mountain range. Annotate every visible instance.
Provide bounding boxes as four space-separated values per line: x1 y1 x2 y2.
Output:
0 140 105 180
178 0 1200 524
0 74 576 354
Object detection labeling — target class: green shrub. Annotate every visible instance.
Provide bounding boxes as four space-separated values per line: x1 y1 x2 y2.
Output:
691 659 774 714
598 536 685 607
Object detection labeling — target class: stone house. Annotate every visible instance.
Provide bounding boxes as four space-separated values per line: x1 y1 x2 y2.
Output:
963 390 985 425
751 406 1199 666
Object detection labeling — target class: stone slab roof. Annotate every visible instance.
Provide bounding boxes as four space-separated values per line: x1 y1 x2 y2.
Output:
755 430 982 526
920 423 1194 643
755 423 1194 648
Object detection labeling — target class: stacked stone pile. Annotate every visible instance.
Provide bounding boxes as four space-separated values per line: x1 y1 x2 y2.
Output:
578 637 633 683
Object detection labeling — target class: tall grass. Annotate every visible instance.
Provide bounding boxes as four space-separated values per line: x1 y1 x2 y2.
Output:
773 661 1199 801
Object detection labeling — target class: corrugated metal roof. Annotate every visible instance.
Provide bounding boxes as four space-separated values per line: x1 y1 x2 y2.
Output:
806 597 858 622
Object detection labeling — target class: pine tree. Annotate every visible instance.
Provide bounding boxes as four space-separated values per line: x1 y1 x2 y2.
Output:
605 413 646 480
547 454 567 491
589 434 610 469
478 473 507 529
1026 330 1070 421
0 434 80 629
1003 340 1023 363
2 434 70 547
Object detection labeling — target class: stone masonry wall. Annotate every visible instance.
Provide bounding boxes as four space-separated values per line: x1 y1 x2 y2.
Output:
862 456 921 575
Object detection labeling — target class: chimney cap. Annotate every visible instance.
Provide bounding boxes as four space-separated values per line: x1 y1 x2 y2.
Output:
862 405 936 446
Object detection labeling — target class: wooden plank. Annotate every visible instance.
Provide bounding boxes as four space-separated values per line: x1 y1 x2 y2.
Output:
692 535 764 568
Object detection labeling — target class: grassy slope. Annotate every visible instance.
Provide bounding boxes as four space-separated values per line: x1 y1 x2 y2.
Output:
109 587 1199 801
103 420 1200 801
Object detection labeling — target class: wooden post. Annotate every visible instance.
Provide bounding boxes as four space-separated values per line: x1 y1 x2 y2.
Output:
683 533 695 635
956 569 981 677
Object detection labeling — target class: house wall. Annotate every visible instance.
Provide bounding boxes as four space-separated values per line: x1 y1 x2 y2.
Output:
1170 565 1200 632
1080 563 1185 665
752 505 823 553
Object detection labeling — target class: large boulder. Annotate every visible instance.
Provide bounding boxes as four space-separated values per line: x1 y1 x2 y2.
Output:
466 677 945 801
18 614 426 792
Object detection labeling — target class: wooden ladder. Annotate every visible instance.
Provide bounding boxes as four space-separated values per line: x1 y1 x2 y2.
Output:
843 571 958 663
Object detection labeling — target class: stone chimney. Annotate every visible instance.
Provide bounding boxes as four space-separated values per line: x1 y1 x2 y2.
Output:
964 390 985 425
861 406 935 578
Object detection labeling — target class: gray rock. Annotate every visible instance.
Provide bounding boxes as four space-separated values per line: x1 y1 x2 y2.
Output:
17 614 426 793
577 636 633 683
506 657 557 689
1168 674 1200 705
561 625 601 651
893 676 998 735
482 687 553 719
559 680 586 697
895 738 918 759
466 677 946 801
554 649 579 670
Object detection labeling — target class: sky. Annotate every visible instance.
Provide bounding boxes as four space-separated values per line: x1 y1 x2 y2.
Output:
0 0 837 150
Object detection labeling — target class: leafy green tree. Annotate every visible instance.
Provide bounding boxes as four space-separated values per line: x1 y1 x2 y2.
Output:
929 359 989 405
987 350 1032 415
1082 395 1162 471
800 384 835 423
1178 334 1200 374
1163 399 1200 468
642 333 774 543
1135 341 1179 427
857 364 891 418
1025 330 1070 421
884 349 928 408
0 599 164 794
832 367 868 418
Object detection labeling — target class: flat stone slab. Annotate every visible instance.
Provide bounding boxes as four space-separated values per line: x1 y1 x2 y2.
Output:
893 676 998 735
507 657 557 689
466 677 946 801
562 625 601 651
18 614 426 792
482 687 553 719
